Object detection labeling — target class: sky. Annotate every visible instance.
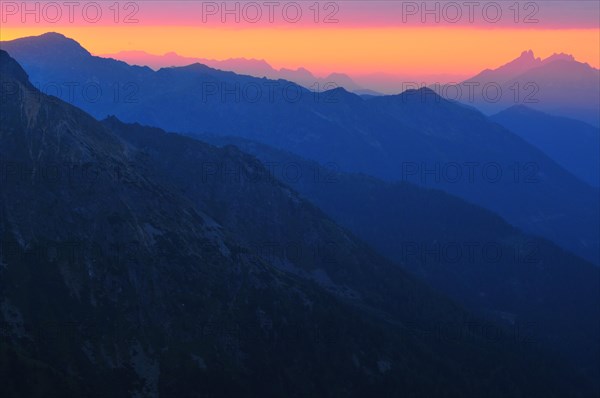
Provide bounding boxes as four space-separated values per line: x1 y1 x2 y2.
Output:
1 1 599 78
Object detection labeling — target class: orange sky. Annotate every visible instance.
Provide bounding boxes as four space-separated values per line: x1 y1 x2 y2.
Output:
2 25 598 77
1 1 598 77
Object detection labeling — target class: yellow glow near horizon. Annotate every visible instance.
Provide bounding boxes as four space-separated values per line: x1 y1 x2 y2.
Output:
1 26 598 76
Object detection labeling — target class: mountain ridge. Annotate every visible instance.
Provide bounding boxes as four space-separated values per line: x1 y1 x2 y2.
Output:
2 33 598 264
195 130 600 385
4 48 591 397
100 48 363 92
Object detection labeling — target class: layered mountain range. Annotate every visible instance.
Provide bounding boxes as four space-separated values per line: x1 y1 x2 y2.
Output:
2 33 597 265
197 132 600 386
100 50 365 93
4 48 598 397
102 48 600 126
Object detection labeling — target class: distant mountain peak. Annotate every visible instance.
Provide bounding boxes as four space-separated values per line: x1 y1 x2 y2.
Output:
280 66 313 75
542 52 576 64
163 62 213 73
498 50 542 72
396 86 444 103
39 31 67 39
325 72 350 79
520 49 535 59
323 86 358 99
498 104 537 115
227 57 270 65
2 31 91 58
511 50 580 68
37 31 88 51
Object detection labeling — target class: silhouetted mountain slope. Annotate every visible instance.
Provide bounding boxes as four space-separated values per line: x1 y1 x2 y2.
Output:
2 33 598 265
491 105 600 187
197 133 600 389
3 50 590 397
363 91 600 264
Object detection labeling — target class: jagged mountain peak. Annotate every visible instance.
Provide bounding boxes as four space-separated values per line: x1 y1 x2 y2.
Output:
496 49 542 73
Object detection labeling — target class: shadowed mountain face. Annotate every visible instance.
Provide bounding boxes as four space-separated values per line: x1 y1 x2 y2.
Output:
491 105 600 187
4 50 593 397
196 133 600 388
2 33 598 265
454 50 600 127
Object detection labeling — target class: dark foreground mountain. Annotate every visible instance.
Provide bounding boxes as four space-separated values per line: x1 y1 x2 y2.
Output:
3 51 592 397
2 33 598 265
491 105 600 187
196 133 600 389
